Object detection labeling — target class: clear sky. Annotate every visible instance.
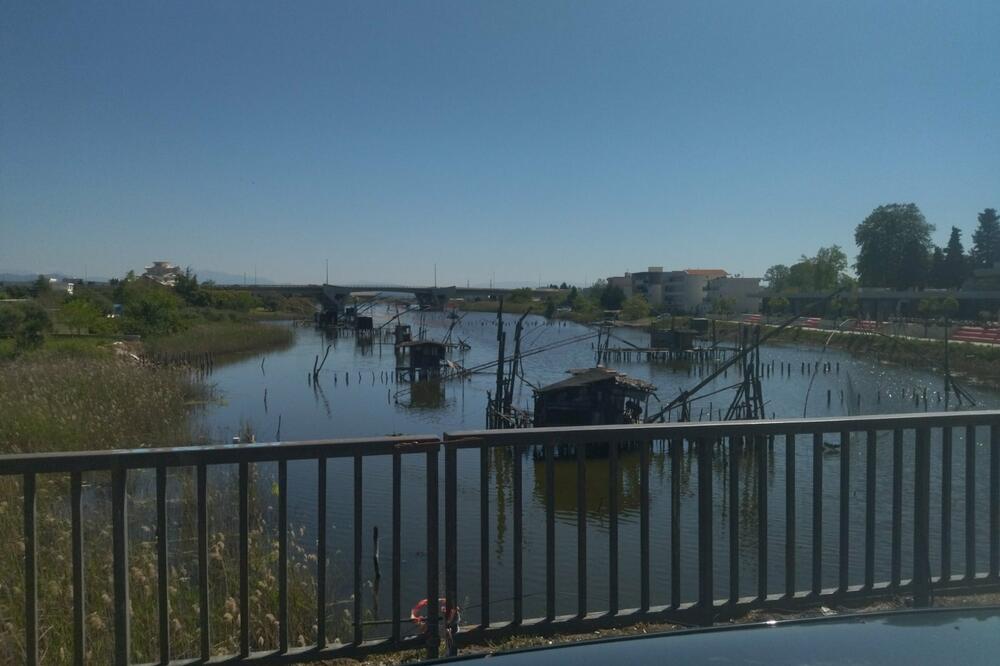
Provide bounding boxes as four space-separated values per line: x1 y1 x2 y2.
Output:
2 1 997 286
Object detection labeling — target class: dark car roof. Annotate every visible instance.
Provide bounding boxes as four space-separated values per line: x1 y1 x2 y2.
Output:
431 606 1000 665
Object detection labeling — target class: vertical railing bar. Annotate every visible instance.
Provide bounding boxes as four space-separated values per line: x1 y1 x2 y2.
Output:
965 424 976 580
545 442 556 622
444 446 457 653
480 444 491 628
155 467 168 665
697 438 714 626
892 429 903 587
839 430 850 593
608 440 619 616
24 472 38 666
112 466 129 666
865 430 876 590
72 471 86 666
811 432 823 597
576 442 587 618
991 424 999 579
757 434 768 600
238 462 249 658
197 463 209 661
426 445 440 660
785 432 796 598
941 428 952 583
640 440 650 613
670 439 681 609
513 444 523 625
914 427 931 606
317 456 328 649
353 451 363 645
392 451 402 646
728 437 739 604
278 460 288 653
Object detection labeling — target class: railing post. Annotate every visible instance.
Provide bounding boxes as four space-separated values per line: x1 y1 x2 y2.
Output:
444 443 457 654
426 443 440 659
24 472 37 666
697 438 714 625
112 466 130 666
913 427 931 607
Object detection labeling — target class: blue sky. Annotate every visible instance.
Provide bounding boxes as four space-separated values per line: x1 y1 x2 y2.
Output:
2 1 997 285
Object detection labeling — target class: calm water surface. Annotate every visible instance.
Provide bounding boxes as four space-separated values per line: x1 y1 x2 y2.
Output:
194 311 1000 639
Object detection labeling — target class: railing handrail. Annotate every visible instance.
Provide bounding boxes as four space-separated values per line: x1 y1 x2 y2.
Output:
0 434 440 475
444 409 1000 444
6 410 1000 475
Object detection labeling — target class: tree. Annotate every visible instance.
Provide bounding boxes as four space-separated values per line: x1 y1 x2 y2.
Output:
813 245 849 290
32 275 51 296
929 247 947 288
61 299 106 334
543 298 557 318
971 208 1000 269
943 226 968 288
174 268 211 307
119 282 183 337
14 302 51 350
620 294 651 321
764 264 790 292
559 282 569 290
766 296 789 314
710 297 736 316
599 285 626 310
855 203 934 289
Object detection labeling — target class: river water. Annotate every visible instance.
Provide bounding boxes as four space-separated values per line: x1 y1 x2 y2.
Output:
194 311 1000 640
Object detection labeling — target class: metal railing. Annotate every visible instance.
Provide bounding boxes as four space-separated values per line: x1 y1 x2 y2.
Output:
0 436 441 665
2 410 1000 664
442 410 1000 646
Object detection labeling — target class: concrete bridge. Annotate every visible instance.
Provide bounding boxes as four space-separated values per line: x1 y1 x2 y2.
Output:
219 282 563 316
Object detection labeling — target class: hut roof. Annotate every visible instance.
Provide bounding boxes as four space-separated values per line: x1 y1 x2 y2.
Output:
535 367 656 395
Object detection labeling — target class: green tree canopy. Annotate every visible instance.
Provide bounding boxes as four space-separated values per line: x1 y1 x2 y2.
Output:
942 226 968 288
854 203 934 289
971 208 1000 269
765 245 849 293
620 294 651 321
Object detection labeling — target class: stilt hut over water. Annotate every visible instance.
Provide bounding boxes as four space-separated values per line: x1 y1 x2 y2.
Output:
533 367 656 427
397 340 447 380
649 327 698 351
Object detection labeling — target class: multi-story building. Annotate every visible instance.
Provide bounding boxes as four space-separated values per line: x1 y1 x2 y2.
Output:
607 267 762 314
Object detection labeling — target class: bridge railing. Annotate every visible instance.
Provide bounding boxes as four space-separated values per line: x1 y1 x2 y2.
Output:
0 435 442 666
442 410 1000 646
3 411 1000 665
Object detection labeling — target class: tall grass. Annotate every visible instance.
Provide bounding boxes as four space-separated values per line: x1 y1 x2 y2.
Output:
143 322 294 363
0 356 348 663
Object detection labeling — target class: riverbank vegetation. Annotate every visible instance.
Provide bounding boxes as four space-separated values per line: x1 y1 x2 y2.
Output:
713 319 1000 386
0 353 349 662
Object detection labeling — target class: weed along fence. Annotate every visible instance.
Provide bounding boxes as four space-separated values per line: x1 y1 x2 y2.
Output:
4 412 1000 664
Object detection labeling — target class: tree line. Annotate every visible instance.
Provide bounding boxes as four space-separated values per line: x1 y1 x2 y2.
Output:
766 205 999 294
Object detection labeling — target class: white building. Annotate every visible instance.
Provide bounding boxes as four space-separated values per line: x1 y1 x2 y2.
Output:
607 268 762 314
143 261 182 287
704 276 763 314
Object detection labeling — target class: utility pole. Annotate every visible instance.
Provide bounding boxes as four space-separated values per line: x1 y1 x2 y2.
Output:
325 259 329 285
434 263 437 288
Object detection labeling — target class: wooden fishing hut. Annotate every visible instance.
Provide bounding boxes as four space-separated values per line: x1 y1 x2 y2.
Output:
532 367 656 457
396 340 447 381
355 315 374 334
650 327 698 351
533 367 656 427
